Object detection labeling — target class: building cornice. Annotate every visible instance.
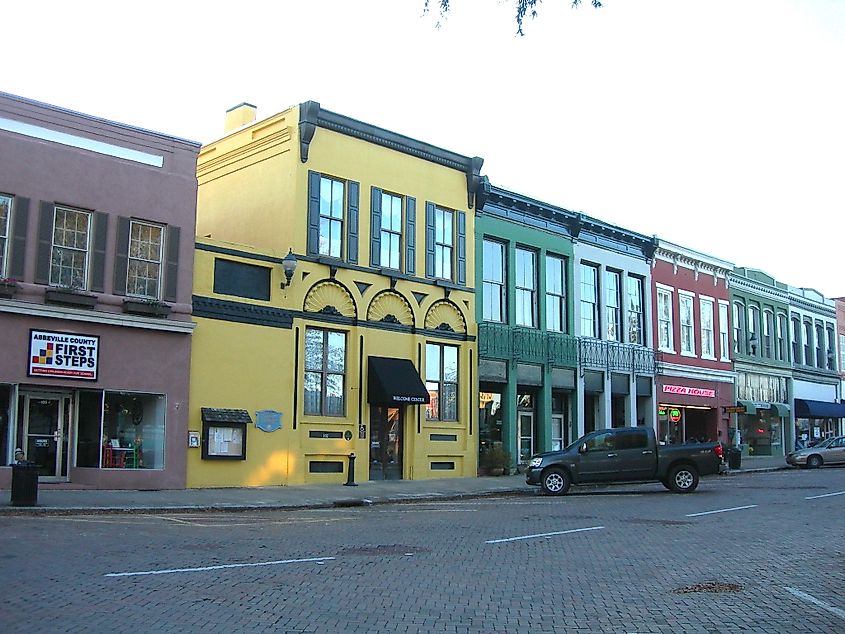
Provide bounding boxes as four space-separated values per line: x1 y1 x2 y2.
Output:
480 185 657 260
729 274 789 303
298 101 485 209
0 298 195 334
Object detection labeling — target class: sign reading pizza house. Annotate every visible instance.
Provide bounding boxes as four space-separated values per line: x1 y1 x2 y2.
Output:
28 329 100 380
662 384 715 398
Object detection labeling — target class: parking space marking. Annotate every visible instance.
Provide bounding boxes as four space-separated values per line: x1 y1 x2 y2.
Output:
485 526 604 544
104 556 335 578
785 587 845 620
804 490 845 500
685 504 757 517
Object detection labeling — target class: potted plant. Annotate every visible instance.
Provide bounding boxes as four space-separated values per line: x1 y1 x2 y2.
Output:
0 277 18 299
479 445 512 476
44 282 97 308
123 298 171 318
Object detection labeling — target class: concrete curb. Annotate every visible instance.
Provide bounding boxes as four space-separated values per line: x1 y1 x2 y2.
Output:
0 465 792 516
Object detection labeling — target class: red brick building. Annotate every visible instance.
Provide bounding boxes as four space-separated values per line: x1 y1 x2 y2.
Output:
651 240 735 445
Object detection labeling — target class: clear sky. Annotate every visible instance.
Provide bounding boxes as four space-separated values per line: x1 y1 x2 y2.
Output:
6 0 844 299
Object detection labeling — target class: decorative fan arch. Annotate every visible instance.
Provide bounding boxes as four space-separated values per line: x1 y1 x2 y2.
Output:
367 290 414 326
424 300 466 334
303 280 356 318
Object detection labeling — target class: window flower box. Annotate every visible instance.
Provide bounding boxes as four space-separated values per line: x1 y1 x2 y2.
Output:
0 278 18 299
123 299 171 318
44 287 98 308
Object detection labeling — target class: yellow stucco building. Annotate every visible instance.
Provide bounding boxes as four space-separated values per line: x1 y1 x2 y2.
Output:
188 101 486 487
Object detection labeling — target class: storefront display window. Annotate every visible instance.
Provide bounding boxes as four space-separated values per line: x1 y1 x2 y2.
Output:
102 392 165 469
478 391 503 452
0 385 11 464
69 391 167 469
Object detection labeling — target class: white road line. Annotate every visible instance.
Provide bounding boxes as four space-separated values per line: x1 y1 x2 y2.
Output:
104 556 335 578
485 526 604 544
785 587 845 620
805 490 845 500
685 504 757 517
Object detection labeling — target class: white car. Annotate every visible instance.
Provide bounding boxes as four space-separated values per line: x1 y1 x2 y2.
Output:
786 436 845 468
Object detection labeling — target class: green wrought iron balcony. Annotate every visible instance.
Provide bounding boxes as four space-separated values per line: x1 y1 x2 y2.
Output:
477 322 578 368
579 338 656 374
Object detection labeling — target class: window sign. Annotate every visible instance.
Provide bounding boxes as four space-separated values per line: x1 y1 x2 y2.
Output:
28 329 99 380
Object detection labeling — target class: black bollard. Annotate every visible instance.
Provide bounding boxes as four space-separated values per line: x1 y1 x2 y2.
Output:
344 452 358 486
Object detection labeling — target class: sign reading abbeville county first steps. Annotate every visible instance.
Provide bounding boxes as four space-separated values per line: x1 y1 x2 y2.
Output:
28 329 99 380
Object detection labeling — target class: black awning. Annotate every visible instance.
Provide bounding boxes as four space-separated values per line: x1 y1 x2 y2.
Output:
368 356 430 405
794 399 845 419
201 408 253 424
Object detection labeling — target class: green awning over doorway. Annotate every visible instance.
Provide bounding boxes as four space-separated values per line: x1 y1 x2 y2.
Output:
737 400 757 414
769 403 790 417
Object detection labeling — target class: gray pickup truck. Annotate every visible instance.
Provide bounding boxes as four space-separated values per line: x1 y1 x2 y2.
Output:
525 426 723 495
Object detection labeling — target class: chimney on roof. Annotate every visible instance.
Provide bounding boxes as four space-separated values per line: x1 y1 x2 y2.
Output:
224 102 257 133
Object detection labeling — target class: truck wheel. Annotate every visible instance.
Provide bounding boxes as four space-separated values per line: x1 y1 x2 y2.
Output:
541 468 571 496
667 465 699 493
806 455 823 469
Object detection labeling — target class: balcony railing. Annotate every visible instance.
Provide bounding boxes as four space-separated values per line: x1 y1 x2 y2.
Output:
477 323 653 373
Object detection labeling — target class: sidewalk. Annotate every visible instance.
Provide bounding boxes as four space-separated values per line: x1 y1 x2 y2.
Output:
0 455 789 516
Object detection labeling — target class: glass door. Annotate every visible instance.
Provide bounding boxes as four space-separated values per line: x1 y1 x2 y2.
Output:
22 394 69 478
518 412 534 463
551 414 565 451
369 406 402 480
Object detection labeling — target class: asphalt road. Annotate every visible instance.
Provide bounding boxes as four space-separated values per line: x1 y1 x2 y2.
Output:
1 468 843 633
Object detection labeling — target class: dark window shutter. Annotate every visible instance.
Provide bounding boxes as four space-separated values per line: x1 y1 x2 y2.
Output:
346 180 359 264
90 212 108 292
9 197 30 279
307 171 321 256
405 196 416 275
163 225 180 302
425 201 436 279
113 217 131 296
370 187 382 267
456 210 466 286
35 201 55 285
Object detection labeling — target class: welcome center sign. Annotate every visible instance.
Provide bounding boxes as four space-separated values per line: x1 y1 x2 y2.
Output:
28 329 100 380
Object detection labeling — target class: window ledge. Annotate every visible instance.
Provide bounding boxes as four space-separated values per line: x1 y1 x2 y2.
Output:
680 351 698 358
123 299 171 318
44 288 98 309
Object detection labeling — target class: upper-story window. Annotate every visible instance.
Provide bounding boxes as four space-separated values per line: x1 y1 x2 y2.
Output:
826 326 836 371
379 192 402 270
815 323 825 367
0 194 10 277
482 239 506 323
733 302 746 355
840 334 845 372
433 207 453 280
718 301 730 361
700 297 714 358
51 206 91 288
679 292 695 355
626 276 644 345
657 287 674 352
762 310 774 358
127 220 164 299
791 315 801 362
747 306 760 355
776 313 787 362
803 320 813 365
426 343 458 421
545 255 567 333
604 270 621 341
515 248 537 327
304 327 346 416
319 176 345 258
580 263 599 338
